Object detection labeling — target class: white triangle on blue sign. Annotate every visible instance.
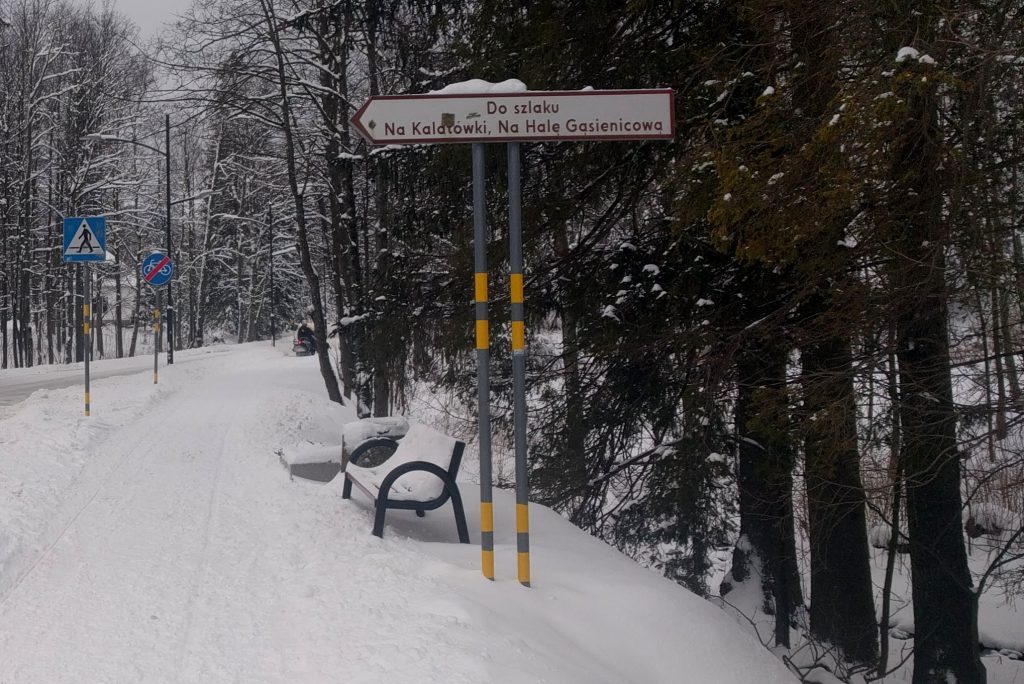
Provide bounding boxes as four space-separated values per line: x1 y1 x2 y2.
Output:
64 219 104 257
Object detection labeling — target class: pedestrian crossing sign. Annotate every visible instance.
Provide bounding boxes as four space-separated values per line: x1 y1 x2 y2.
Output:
63 217 106 263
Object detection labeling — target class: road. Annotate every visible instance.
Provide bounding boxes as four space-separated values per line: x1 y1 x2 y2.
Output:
0 346 235 407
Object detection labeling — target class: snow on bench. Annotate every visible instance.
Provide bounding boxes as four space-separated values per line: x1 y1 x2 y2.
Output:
278 442 344 483
277 416 411 481
343 422 469 543
342 416 409 449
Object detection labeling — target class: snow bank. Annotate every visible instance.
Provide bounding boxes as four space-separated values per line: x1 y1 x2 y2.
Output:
966 502 1020 536
867 522 909 550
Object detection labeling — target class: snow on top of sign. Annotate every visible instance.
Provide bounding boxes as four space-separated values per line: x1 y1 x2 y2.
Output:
428 78 527 95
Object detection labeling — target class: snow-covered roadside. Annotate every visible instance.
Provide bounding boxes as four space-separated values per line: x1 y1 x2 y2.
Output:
0 345 235 408
711 533 1024 682
0 342 795 683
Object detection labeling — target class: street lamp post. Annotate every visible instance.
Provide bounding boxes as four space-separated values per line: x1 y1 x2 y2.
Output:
164 114 174 364
81 126 172 366
83 119 215 366
268 204 275 346
83 123 173 363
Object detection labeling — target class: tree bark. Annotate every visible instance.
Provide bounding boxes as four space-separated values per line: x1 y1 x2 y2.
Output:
801 302 878 664
891 55 985 684
724 328 802 649
261 0 342 404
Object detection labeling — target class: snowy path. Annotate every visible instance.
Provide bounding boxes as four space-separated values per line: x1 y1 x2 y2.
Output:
0 343 796 683
0 347 481 683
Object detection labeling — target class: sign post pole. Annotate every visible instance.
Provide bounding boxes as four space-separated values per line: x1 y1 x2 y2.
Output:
63 216 106 416
141 250 174 382
154 290 161 384
84 264 91 417
472 143 494 581
507 142 530 587
165 113 175 366
269 204 276 347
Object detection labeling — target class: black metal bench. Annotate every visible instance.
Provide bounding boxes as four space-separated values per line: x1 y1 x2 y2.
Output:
343 435 470 544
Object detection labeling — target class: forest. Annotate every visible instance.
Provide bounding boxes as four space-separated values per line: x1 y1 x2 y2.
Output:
1 0 1023 682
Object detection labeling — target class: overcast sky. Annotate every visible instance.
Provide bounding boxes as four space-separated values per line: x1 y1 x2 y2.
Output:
105 0 192 36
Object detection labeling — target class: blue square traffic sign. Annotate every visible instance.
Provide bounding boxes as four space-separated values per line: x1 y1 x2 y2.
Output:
63 217 107 263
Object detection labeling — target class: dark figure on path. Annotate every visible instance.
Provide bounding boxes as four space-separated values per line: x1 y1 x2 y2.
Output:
296 323 316 354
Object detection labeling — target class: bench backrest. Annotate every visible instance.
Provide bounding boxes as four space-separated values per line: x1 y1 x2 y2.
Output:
354 423 464 501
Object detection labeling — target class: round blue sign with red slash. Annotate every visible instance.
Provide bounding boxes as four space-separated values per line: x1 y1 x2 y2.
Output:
141 251 173 288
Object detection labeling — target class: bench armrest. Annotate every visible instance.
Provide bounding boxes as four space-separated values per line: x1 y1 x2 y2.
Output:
376 460 455 503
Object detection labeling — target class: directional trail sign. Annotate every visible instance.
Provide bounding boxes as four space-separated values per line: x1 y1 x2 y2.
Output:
63 217 106 262
141 251 173 288
350 84 677 587
351 89 675 145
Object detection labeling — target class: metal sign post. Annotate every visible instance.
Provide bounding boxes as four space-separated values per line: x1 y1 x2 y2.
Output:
165 113 175 367
507 141 531 587
63 216 107 416
269 204 276 347
472 143 495 581
84 265 91 416
141 251 174 384
352 86 675 586
153 293 161 384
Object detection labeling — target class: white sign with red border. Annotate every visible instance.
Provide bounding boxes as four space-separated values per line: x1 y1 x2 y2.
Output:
351 89 675 145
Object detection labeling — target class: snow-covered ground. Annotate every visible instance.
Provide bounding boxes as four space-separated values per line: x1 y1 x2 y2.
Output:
0 342 795 683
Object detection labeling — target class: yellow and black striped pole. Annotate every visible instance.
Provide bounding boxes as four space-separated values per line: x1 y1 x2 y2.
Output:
472 143 495 581
83 264 91 417
507 142 530 587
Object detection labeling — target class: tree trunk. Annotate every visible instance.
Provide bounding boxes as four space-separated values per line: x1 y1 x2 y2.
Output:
723 328 802 649
553 223 588 521
260 0 342 404
801 298 878 664
115 242 124 359
195 133 222 349
891 56 985 684
236 230 244 344
129 237 142 358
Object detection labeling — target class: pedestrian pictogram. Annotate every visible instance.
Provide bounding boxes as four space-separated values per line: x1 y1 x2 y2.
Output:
63 217 107 262
141 251 173 288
